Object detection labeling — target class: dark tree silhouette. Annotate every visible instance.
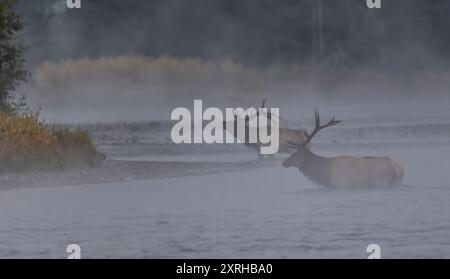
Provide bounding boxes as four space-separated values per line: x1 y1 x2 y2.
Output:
13 0 450 68
0 0 28 111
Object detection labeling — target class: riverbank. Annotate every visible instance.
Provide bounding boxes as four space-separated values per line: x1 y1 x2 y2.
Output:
0 159 274 190
0 112 104 174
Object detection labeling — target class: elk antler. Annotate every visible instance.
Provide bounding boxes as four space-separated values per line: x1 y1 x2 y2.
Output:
300 108 341 147
235 99 282 125
257 98 283 124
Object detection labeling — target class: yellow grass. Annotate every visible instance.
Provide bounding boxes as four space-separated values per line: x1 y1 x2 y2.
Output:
0 112 105 173
32 56 336 102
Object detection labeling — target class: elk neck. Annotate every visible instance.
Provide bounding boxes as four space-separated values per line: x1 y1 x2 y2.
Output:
296 147 333 187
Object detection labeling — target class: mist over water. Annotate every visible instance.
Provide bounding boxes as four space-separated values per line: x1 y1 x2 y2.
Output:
15 55 450 124
13 0 450 124
3 0 450 259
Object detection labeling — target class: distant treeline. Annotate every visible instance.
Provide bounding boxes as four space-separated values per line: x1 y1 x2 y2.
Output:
15 0 450 69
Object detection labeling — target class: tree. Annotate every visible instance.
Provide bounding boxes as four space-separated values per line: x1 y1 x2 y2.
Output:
0 0 28 112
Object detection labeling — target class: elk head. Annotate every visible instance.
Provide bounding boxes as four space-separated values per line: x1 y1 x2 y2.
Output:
282 108 341 168
258 98 282 125
227 98 281 128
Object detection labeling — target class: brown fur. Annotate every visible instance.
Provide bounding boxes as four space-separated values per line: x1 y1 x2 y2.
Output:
223 119 309 154
282 147 404 189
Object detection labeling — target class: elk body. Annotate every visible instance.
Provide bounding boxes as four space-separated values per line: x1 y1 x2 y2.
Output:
223 99 309 156
223 125 309 155
258 99 309 151
282 109 404 189
278 128 309 153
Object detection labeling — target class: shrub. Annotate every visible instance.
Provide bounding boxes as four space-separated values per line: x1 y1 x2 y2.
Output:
0 112 105 173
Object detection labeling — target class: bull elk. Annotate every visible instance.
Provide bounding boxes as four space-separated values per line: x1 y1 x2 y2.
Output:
258 99 310 152
282 109 404 189
223 99 309 157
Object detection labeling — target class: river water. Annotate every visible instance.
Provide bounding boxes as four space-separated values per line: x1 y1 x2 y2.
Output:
1 121 450 258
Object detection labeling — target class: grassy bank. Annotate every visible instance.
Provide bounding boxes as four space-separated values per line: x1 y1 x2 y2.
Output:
0 112 105 173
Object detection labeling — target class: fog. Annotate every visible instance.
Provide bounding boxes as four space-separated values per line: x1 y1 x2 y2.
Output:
14 55 450 125
12 0 450 123
3 0 450 258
